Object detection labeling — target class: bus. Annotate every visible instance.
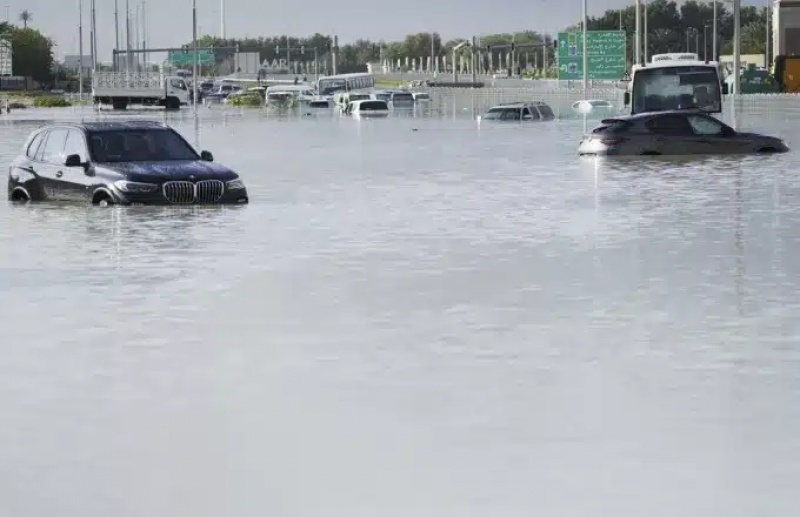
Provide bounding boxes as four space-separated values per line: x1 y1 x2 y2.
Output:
316 72 375 96
624 53 728 115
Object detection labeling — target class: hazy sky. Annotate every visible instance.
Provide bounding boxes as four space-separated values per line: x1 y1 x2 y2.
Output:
2 0 763 60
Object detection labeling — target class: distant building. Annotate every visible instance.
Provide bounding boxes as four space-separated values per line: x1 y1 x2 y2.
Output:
0 37 11 76
62 54 92 77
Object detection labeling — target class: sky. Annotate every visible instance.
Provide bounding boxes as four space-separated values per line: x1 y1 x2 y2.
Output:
2 0 764 61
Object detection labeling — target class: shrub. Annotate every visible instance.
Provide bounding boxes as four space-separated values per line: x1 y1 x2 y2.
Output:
32 96 72 108
227 93 263 107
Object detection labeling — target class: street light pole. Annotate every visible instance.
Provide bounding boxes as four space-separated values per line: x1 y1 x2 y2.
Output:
733 0 741 95
712 0 718 61
635 0 641 65
452 41 468 82
582 0 588 90
78 0 84 103
765 1 770 68
192 0 198 112
704 24 709 61
114 0 119 70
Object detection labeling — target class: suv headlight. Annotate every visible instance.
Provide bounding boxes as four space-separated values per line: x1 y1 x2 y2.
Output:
226 178 245 190
114 180 158 193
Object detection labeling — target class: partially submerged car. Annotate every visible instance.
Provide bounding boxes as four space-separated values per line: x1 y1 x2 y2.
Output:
578 109 789 156
482 101 555 121
8 120 249 205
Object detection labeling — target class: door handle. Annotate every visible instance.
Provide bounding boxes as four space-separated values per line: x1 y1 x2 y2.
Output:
55 171 63 177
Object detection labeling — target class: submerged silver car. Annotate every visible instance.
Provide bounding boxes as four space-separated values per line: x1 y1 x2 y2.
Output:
482 102 556 121
578 110 789 156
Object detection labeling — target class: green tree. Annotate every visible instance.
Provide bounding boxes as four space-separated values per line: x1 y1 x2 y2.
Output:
18 10 31 29
10 27 54 83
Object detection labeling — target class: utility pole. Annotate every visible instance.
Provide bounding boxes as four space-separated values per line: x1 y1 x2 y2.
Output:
78 0 84 103
192 0 198 113
125 0 132 71
114 0 120 70
221 0 225 38
733 0 741 95
135 5 140 71
582 0 588 89
430 32 435 75
142 0 147 70
644 0 649 62
765 1 770 68
92 0 97 69
635 0 641 65
713 1 718 61
89 0 94 72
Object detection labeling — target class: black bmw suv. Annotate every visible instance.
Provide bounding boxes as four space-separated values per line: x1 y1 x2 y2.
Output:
8 120 249 205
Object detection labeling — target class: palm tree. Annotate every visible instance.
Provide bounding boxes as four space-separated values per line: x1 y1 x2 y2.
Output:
19 10 31 29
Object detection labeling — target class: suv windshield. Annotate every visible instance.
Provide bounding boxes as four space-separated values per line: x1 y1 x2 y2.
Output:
631 66 722 114
87 129 199 162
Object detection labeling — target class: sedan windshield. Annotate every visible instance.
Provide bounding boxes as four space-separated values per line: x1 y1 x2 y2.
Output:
87 129 199 162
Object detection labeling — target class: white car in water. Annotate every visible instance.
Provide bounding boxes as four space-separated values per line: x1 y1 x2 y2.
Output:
571 99 616 117
344 99 389 118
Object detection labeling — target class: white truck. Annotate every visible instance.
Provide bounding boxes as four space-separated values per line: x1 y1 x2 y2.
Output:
91 71 191 110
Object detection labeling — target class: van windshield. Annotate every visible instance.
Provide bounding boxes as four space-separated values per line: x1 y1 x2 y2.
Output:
631 65 722 114
87 129 199 162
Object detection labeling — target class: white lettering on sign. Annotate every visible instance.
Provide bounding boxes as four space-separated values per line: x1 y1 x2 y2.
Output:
260 58 289 72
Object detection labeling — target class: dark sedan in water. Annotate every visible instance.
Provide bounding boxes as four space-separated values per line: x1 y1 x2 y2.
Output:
8 120 248 205
578 110 789 156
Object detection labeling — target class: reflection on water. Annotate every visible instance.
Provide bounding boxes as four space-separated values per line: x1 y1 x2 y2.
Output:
1 107 800 516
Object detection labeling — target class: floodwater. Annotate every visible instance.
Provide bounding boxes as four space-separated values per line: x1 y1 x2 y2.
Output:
1 105 800 516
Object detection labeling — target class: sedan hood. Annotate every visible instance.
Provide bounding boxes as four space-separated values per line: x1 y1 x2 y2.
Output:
99 160 239 183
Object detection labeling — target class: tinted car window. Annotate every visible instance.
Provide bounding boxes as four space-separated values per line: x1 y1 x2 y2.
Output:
538 105 555 119
64 130 89 162
358 101 388 111
391 93 414 102
592 119 632 134
522 107 538 120
496 108 521 120
687 115 726 136
87 129 199 162
26 131 45 158
41 129 68 163
645 115 694 136
483 108 504 120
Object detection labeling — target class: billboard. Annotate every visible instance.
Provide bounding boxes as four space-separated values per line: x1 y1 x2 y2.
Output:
233 52 260 74
0 37 11 76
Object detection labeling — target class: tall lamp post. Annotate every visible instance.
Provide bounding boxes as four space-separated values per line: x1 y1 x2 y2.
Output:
712 0 718 61
695 28 700 55
704 24 710 61
452 41 468 82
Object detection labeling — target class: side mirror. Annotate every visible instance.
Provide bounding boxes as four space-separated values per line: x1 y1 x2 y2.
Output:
200 150 213 162
722 83 729 95
64 154 83 167
623 92 630 106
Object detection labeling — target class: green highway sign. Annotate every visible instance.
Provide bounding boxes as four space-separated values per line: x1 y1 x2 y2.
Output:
168 49 215 66
556 30 626 81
